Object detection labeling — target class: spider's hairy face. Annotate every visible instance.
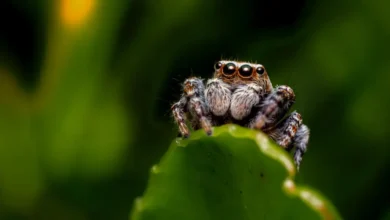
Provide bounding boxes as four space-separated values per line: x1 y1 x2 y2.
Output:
213 60 273 93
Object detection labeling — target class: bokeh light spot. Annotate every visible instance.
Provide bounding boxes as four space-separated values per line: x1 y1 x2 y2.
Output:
61 0 94 28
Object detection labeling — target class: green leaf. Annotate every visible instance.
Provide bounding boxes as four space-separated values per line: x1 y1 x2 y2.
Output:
130 124 341 220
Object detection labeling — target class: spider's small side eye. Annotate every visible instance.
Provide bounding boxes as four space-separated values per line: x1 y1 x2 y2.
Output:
223 62 236 75
238 64 253 77
214 61 223 70
256 66 265 75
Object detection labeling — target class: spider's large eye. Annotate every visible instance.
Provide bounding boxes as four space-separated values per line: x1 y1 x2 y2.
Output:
214 61 222 70
256 66 265 75
223 62 236 75
238 64 253 77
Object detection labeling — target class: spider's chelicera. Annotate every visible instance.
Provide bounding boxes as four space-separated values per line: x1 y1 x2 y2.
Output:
171 60 310 170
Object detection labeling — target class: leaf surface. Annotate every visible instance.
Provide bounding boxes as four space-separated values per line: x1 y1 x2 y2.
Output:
131 124 341 220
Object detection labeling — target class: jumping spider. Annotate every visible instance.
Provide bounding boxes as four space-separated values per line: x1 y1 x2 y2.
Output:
171 60 310 170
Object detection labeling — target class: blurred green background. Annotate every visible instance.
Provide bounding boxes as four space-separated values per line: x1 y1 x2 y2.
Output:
0 0 389 219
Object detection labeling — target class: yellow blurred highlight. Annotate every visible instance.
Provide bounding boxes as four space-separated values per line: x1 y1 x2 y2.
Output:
61 0 94 28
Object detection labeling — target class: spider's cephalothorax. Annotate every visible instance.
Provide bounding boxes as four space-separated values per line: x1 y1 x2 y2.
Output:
171 60 310 171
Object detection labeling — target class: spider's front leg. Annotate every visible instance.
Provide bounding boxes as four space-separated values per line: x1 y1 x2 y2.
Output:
266 111 303 149
171 96 190 138
249 85 296 130
188 95 212 136
292 124 310 171
264 111 310 171
171 77 212 138
249 85 310 170
249 84 298 148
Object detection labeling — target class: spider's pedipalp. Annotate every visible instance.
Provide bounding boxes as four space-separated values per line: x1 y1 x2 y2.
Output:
250 85 295 130
292 124 310 171
230 83 263 120
205 78 232 116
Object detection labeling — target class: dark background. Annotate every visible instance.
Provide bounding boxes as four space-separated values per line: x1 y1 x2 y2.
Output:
0 0 389 219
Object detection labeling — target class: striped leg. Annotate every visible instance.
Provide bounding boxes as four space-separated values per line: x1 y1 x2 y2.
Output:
249 85 296 130
292 124 310 171
266 111 302 149
172 77 213 138
188 96 212 136
171 96 190 138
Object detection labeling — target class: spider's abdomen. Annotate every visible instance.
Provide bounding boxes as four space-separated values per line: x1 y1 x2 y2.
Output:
205 78 232 116
230 83 263 120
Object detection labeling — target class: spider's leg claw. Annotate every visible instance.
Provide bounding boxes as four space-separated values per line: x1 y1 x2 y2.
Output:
293 153 302 172
254 116 266 130
177 131 190 139
292 124 310 171
201 120 213 136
